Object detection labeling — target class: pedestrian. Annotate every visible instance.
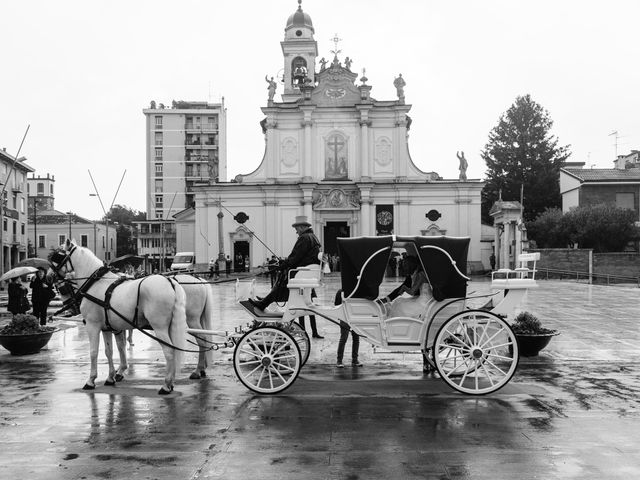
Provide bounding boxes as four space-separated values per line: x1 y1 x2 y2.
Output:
248 215 321 312
7 277 30 316
490 252 496 270
298 287 324 339
214 260 220 279
225 255 232 277
334 289 361 367
30 268 56 325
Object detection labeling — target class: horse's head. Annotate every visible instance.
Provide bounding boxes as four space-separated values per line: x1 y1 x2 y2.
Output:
48 240 77 280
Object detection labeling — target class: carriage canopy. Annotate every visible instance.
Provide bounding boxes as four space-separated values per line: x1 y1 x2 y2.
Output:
337 235 470 301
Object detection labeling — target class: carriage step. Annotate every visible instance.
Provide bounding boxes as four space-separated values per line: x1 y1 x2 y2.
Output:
239 300 284 318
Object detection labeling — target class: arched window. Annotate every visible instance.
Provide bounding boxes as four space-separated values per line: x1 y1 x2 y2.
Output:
291 57 308 86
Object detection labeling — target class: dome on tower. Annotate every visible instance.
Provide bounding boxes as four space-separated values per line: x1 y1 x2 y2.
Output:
285 0 314 33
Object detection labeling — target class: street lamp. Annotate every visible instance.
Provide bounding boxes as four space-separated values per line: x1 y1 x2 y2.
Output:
66 211 73 241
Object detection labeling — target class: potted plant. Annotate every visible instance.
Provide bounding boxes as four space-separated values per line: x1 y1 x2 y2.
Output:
0 314 58 355
511 311 559 357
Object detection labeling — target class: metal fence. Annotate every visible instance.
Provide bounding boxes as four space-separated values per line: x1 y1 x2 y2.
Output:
537 267 640 287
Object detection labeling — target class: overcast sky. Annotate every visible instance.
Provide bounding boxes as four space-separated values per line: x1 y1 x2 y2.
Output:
2 0 639 220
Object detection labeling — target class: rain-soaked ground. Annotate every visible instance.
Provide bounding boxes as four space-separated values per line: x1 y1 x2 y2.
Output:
1 275 640 479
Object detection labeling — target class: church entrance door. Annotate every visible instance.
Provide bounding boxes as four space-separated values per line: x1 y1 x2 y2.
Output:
233 241 249 272
323 222 350 255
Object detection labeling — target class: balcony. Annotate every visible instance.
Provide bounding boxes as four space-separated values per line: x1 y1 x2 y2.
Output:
12 183 24 193
185 123 217 132
185 155 209 163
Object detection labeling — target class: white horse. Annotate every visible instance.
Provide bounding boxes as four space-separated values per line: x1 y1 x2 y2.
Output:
107 273 215 381
50 241 188 394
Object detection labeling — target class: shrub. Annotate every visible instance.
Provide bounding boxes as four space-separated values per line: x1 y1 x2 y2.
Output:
511 311 556 335
0 314 55 335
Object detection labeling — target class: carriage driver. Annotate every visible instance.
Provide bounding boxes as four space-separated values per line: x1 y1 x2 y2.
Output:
248 215 321 312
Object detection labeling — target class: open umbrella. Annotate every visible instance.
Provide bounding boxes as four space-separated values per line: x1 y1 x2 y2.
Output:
16 257 50 270
0 266 38 282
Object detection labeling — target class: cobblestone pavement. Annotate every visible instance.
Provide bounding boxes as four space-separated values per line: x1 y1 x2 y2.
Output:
1 275 640 479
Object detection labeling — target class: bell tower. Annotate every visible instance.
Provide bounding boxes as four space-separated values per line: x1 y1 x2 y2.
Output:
280 0 318 102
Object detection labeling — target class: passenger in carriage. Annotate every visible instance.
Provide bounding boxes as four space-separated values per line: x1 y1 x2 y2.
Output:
248 215 321 312
384 255 433 319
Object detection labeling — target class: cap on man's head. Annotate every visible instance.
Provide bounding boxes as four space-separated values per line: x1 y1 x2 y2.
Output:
292 215 311 228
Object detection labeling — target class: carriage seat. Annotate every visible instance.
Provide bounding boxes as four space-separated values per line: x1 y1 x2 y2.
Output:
491 252 539 290
287 253 325 289
287 264 322 289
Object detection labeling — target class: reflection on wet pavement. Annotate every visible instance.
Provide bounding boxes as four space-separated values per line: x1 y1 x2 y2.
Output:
1 276 640 479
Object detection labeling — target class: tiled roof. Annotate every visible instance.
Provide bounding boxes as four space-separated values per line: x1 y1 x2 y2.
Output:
563 168 640 182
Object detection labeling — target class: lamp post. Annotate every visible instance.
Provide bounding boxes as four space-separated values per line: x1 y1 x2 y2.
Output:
66 211 73 241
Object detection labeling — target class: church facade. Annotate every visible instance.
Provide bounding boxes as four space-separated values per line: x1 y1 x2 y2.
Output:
192 2 484 271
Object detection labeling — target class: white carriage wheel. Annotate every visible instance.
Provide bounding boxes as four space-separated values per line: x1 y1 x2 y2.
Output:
233 326 302 394
284 321 311 366
432 310 519 395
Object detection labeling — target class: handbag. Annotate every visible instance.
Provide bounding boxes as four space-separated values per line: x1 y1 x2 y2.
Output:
20 293 31 312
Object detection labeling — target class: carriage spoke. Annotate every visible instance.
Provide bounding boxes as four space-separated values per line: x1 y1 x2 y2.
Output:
484 357 508 376
272 361 295 372
269 366 288 384
239 346 262 358
479 327 505 349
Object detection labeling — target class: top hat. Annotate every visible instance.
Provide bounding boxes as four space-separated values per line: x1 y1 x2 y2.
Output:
292 215 311 227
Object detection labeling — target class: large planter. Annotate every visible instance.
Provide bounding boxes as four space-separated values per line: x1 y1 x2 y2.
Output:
515 331 559 357
0 328 57 355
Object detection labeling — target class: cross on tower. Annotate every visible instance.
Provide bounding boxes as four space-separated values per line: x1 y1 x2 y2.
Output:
330 33 342 57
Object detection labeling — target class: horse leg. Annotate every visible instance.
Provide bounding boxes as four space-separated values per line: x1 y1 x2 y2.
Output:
102 331 117 386
158 343 176 395
83 325 101 390
190 334 208 380
114 331 128 382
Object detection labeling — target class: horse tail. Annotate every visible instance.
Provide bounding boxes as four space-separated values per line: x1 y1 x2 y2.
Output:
169 281 188 371
202 280 215 365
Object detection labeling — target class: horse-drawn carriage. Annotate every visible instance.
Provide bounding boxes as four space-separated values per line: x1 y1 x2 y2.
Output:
49 235 536 396
233 235 534 396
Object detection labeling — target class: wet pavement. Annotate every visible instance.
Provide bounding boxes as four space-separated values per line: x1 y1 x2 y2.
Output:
1 275 640 479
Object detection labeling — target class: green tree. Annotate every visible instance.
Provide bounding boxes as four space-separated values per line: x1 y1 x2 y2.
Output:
102 205 146 257
481 94 570 223
564 204 638 253
526 207 570 248
526 204 638 252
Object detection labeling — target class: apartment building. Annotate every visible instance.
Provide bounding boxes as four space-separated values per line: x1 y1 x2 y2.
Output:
142 100 227 221
0 147 34 277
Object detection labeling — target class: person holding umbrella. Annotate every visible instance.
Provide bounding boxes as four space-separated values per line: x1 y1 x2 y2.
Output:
30 268 56 325
7 277 30 316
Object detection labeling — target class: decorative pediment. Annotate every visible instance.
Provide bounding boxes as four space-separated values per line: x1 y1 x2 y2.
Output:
312 187 361 211
311 60 361 106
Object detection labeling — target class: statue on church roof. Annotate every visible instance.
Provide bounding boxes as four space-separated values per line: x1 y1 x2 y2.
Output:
344 57 353 70
457 151 468 181
319 57 327 71
393 74 406 102
265 75 277 104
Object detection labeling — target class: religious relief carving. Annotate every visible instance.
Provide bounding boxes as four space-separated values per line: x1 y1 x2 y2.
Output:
281 138 298 167
325 88 346 99
374 138 392 167
325 133 348 180
312 188 360 211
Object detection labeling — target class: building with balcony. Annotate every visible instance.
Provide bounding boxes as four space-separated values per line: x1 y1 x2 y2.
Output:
0 147 34 278
142 100 227 222
134 220 176 272
27 173 117 261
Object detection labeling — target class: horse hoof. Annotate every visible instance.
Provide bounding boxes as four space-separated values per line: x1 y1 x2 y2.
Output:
158 386 174 395
189 372 201 380
82 384 95 390
104 379 116 386
200 370 207 378
115 374 124 382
